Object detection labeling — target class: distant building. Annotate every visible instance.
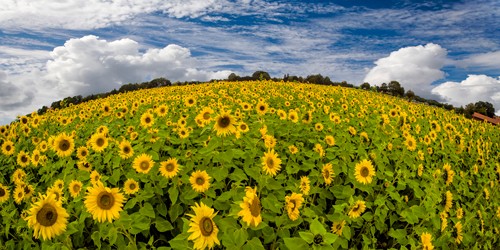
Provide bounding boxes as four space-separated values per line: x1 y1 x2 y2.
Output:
472 112 500 125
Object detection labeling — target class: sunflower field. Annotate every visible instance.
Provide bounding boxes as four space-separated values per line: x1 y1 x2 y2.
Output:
0 80 499 249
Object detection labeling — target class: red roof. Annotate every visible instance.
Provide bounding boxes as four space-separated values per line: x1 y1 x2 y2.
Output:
472 112 500 125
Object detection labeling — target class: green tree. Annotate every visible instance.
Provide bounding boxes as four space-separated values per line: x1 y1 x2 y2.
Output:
252 71 271 80
360 82 370 90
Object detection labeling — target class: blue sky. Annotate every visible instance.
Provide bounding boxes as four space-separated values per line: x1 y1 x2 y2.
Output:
1 0 499 124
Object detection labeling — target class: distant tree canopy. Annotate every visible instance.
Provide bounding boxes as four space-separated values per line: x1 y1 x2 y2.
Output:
360 82 370 90
458 101 496 118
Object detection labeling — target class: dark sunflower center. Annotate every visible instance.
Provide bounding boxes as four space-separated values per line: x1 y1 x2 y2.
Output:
360 167 369 178
59 139 70 151
104 107 110 112
96 138 105 147
81 150 87 156
408 140 413 147
324 170 330 179
259 105 265 111
0 188 5 197
73 185 80 193
200 217 214 236
160 108 166 113
218 116 230 128
290 200 296 209
6 145 11 151
24 186 30 194
266 158 274 168
203 112 211 120
240 124 247 130
250 198 261 217
314 234 323 244
97 192 115 210
140 161 150 170
123 146 131 154
196 177 205 185
189 99 194 104
22 118 28 124
21 155 28 163
145 117 151 123
352 204 360 212
166 163 175 172
129 183 136 190
37 204 58 227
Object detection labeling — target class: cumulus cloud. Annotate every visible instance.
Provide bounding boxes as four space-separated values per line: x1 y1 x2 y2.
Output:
0 70 34 111
457 51 500 70
44 35 231 96
431 75 500 115
363 43 448 97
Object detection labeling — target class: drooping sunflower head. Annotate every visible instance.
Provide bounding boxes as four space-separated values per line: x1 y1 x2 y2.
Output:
285 192 304 221
189 170 211 193
0 184 10 203
238 187 262 227
160 158 180 179
90 170 101 186
289 110 299 123
325 135 335 147
187 202 220 250
300 176 311 195
47 186 64 203
12 168 26 185
213 110 236 137
26 193 69 240
123 179 140 195
261 149 282 176
84 182 125 223
331 220 346 236
132 154 154 174
348 200 366 219
322 163 334 185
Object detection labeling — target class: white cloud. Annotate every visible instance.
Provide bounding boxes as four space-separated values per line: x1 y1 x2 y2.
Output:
363 43 448 97
457 51 500 70
44 35 231 97
0 71 34 111
431 75 500 115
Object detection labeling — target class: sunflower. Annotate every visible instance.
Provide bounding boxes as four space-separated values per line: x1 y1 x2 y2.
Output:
314 144 325 158
90 132 108 152
132 154 154 174
454 221 463 244
90 170 101 186
325 135 335 147
190 170 211 193
421 232 434 250
123 179 140 195
76 146 89 159
331 220 346 236
288 110 299 123
348 200 366 219
261 149 282 176
140 112 154 128
444 191 453 212
348 126 356 136
159 158 180 179
26 194 69 240
256 102 268 115
238 187 262 227
17 150 30 167
443 163 455 186
31 149 41 167
12 168 26 185
14 185 25 204
156 104 169 117
77 160 92 172
0 184 10 203
67 180 82 198
118 140 134 159
38 141 48 152
285 192 303 221
300 176 310 195
288 145 299 155
418 164 424 177
53 132 75 157
53 179 64 190
187 202 220 250
354 159 376 184
314 123 323 131
185 96 197 107
213 110 237 137
237 122 249 133
177 126 190 139
405 135 417 151
302 110 313 124
322 163 334 185
263 135 277 149
197 107 214 125
1 140 15 156
456 207 463 219
277 110 287 120
47 186 64 203
84 182 125 223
